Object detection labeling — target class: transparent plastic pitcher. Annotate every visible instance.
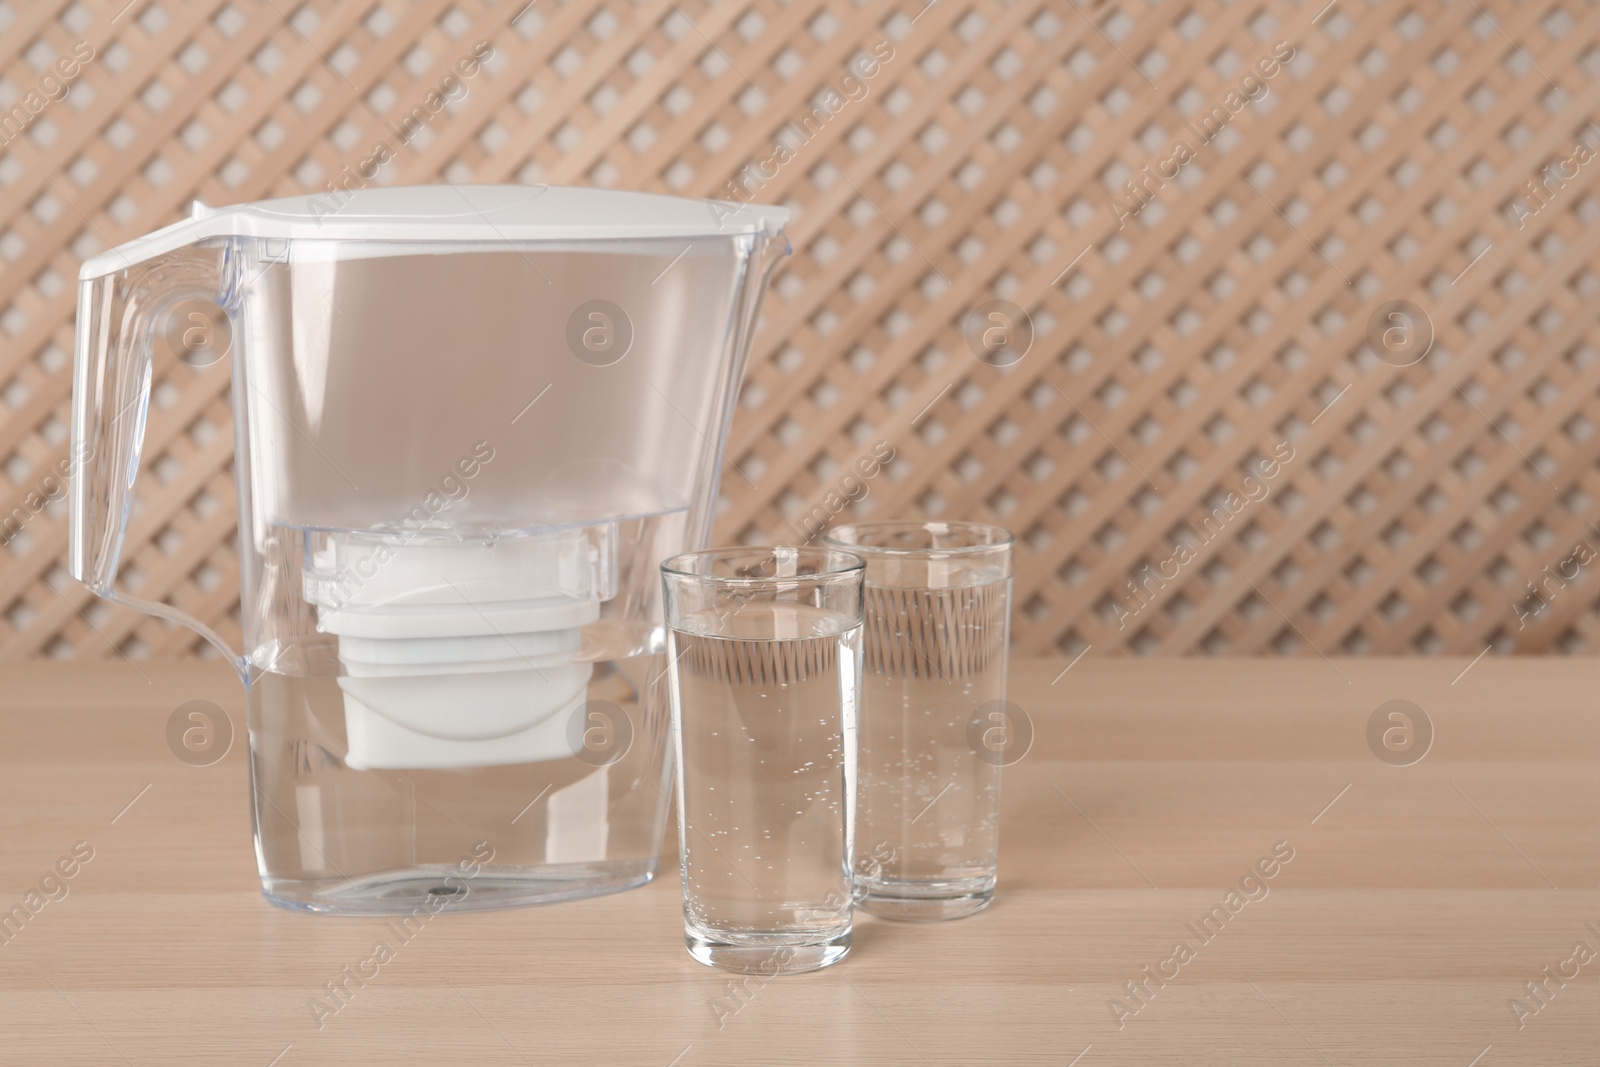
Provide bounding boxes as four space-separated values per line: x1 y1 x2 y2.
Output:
69 185 789 913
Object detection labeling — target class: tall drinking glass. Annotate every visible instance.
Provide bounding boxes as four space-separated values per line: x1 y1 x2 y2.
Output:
822 522 1014 921
661 547 864 972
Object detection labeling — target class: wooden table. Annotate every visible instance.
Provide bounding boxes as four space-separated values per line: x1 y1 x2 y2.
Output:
1 657 1594 1066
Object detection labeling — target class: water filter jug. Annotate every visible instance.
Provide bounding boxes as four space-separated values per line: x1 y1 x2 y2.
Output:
69 185 789 912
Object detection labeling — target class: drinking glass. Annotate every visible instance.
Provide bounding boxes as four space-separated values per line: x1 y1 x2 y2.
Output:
661 546 864 972
822 522 1014 920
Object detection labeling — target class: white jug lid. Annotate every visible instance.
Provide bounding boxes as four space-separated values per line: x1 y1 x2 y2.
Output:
80 184 791 280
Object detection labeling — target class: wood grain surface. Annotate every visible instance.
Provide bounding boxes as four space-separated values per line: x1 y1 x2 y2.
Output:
0 656 1594 1065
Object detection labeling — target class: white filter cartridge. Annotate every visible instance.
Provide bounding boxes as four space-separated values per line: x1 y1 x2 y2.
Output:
305 527 616 770
339 674 588 770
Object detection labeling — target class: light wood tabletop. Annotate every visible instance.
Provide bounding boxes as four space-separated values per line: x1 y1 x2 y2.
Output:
0 657 1594 1066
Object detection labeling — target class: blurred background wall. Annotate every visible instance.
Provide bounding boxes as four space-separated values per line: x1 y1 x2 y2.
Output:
1 0 1597 660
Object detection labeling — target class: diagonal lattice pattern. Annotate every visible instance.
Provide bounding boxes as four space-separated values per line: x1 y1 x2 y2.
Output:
1 0 1598 661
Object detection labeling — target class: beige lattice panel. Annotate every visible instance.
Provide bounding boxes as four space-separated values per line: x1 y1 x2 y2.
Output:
2 0 1599 662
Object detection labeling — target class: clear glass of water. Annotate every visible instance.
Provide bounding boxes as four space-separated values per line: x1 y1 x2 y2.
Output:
822 522 1014 921
661 546 864 972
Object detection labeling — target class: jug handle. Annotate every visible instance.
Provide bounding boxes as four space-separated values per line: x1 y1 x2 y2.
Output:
68 241 249 681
